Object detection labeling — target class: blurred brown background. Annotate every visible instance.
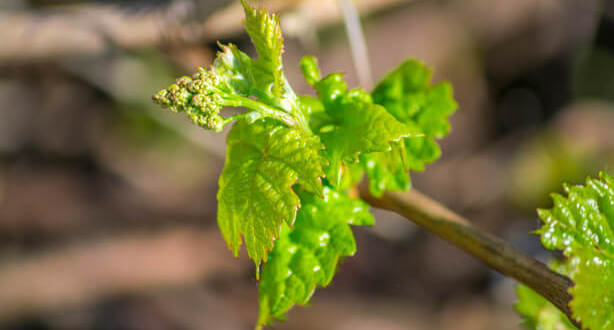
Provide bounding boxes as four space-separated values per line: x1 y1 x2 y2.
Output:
0 0 613 329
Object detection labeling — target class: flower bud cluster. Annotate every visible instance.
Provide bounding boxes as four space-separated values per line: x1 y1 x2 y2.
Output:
152 68 227 132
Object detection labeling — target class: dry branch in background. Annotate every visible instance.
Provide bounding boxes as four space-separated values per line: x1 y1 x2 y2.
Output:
0 0 405 64
0 227 241 321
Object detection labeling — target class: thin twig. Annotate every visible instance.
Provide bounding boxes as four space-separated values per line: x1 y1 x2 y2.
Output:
338 0 373 89
359 185 581 328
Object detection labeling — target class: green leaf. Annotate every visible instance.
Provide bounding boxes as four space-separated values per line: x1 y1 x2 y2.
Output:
241 0 285 100
153 1 308 132
217 119 324 267
319 91 418 187
154 0 325 268
299 56 419 186
152 43 297 131
373 59 456 138
257 186 374 327
363 59 457 196
569 250 614 329
537 172 614 329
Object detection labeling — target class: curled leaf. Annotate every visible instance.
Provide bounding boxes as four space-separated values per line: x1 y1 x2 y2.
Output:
299 56 420 186
363 59 457 196
257 186 374 327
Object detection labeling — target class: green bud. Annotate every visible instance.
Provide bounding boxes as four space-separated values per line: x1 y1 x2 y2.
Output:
191 67 207 80
315 73 347 107
152 89 171 108
192 93 222 114
168 86 191 109
207 114 225 132
176 76 193 88
189 79 208 94
300 56 321 86
346 88 372 104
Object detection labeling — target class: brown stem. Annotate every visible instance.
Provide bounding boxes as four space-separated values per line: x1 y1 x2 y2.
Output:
359 185 581 328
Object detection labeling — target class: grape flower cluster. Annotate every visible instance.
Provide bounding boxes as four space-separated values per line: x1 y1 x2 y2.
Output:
153 68 226 132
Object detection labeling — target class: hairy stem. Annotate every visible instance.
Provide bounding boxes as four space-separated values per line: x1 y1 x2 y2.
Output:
222 96 298 129
359 185 581 328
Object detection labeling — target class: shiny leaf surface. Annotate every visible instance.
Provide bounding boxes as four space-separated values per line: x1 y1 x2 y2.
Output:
257 186 374 327
536 172 614 329
218 119 324 267
364 59 457 196
299 56 419 186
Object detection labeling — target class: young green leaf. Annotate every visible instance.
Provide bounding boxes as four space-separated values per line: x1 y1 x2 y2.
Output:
537 172 614 329
153 1 307 132
152 43 296 131
218 118 324 267
360 141 412 195
569 249 614 329
299 56 420 186
241 0 284 100
153 1 326 268
363 59 457 196
239 0 309 130
257 186 374 327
